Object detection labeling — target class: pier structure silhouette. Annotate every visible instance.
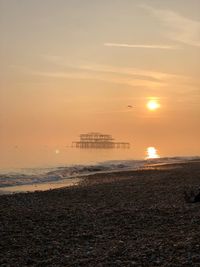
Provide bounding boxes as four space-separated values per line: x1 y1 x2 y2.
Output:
72 132 130 149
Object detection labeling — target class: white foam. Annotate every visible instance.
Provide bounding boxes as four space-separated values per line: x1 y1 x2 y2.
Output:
0 156 199 189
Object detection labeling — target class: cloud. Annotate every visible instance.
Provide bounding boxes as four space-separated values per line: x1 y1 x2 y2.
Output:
29 68 164 89
42 56 182 81
140 4 200 47
79 64 179 81
104 43 178 50
22 61 193 91
80 64 200 91
13 56 197 92
39 56 166 86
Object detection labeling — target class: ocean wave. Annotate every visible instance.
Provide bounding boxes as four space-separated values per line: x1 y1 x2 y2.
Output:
0 157 199 188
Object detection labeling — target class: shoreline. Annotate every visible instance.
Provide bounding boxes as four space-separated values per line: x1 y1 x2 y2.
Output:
1 161 200 266
0 159 197 195
0 177 81 195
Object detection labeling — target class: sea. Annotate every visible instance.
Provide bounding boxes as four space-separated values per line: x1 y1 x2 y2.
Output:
0 147 199 194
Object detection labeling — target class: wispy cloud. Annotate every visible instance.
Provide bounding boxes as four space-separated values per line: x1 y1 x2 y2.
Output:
39 56 185 88
104 43 178 50
79 64 179 81
19 62 194 90
140 4 200 47
42 56 181 81
12 56 197 91
29 68 164 89
79 64 199 90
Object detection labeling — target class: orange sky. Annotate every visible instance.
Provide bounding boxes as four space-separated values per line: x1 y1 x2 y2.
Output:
0 0 200 168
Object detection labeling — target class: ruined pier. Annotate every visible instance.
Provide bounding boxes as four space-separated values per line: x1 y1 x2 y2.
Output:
72 132 130 149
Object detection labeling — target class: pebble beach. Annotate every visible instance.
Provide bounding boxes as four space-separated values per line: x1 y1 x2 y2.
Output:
1 161 200 266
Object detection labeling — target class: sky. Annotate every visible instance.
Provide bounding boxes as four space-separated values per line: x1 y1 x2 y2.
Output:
0 0 200 168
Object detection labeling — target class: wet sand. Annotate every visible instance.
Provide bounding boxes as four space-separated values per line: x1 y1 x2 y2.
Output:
0 161 200 266
0 178 81 195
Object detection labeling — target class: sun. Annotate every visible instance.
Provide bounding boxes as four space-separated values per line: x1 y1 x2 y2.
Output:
147 100 160 111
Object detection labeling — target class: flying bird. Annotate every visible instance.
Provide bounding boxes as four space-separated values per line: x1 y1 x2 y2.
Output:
127 105 135 108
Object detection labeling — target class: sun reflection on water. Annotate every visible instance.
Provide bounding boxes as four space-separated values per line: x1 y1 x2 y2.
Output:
146 147 160 159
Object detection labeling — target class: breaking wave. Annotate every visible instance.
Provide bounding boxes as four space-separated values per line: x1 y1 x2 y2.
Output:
0 156 199 188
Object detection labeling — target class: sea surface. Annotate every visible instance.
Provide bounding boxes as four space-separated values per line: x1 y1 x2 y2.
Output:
0 149 199 194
